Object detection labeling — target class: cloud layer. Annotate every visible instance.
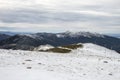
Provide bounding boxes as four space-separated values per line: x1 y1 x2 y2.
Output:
0 0 120 33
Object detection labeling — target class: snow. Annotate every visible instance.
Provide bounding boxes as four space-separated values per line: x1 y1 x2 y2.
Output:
0 43 120 80
16 31 105 39
74 43 120 58
34 45 54 51
0 68 64 80
57 31 105 38
19 34 43 40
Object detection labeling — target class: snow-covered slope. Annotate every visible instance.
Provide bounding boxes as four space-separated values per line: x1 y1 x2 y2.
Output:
73 43 120 58
0 43 120 80
57 31 105 38
34 44 54 51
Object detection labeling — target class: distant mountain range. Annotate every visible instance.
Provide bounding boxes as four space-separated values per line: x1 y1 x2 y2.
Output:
108 34 120 38
0 31 120 53
0 34 10 41
0 31 31 36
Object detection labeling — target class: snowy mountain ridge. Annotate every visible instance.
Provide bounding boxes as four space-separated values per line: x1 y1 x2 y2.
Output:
0 31 120 53
57 31 105 38
19 31 105 38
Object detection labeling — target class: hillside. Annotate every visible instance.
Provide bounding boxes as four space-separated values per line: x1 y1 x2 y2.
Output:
0 31 120 53
0 43 120 80
0 34 10 41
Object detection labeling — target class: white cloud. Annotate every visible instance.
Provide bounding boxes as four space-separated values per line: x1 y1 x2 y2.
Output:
0 21 119 34
0 0 120 34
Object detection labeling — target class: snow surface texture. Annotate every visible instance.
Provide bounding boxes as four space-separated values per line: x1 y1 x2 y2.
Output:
57 31 105 38
34 45 54 51
0 43 120 80
19 31 105 38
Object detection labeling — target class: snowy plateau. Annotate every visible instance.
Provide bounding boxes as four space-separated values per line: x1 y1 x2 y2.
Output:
0 43 120 80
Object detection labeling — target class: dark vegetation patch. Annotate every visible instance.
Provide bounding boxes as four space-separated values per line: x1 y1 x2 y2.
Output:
38 44 83 53
0 44 34 51
62 44 83 49
47 48 71 53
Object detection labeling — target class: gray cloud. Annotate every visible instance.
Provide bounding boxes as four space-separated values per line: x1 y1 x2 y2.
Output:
0 9 52 23
0 9 119 27
0 26 19 32
0 0 120 34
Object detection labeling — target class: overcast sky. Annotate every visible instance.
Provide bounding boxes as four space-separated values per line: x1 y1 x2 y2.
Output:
0 0 120 34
